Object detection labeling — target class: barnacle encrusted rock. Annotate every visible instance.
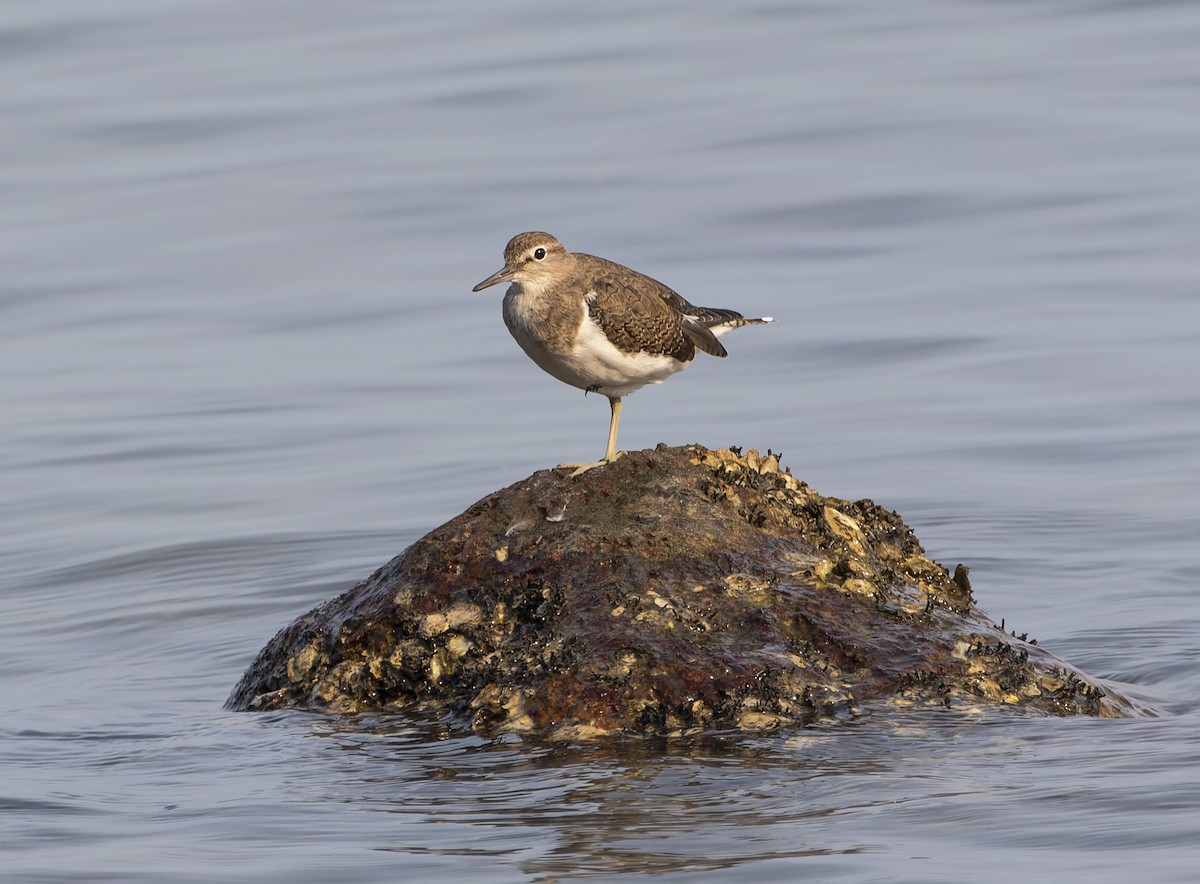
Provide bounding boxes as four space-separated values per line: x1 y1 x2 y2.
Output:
227 444 1139 737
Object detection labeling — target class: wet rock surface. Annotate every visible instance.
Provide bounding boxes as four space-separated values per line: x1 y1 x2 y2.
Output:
227 444 1139 738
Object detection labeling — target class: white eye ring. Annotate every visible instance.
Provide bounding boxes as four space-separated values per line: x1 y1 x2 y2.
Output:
533 247 546 260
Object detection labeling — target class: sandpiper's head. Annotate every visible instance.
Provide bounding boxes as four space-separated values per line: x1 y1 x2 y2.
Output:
472 232 568 292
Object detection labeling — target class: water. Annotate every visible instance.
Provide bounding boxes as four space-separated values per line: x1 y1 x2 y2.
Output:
3 0 1199 880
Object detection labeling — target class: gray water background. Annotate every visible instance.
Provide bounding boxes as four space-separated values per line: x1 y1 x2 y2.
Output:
2 1 1199 881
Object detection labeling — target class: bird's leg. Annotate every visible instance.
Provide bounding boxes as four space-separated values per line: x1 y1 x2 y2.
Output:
602 396 621 463
557 396 624 477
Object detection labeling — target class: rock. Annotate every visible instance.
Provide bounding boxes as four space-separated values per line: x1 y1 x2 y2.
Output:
227 444 1140 738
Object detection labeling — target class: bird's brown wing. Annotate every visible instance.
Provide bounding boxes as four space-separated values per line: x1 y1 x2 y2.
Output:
582 271 696 364
577 253 742 359
633 278 734 358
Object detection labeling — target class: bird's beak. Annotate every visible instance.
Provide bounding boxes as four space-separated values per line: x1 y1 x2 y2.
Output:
472 265 517 292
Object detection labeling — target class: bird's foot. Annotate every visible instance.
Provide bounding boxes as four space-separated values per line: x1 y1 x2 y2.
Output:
556 452 623 477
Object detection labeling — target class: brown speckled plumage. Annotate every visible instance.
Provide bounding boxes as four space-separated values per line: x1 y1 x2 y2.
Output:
581 269 696 364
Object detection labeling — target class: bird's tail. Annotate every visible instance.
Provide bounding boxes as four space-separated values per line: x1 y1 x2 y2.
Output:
703 311 774 338
710 314 774 329
683 311 774 357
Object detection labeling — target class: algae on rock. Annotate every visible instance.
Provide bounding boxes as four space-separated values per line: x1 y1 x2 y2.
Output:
227 444 1138 738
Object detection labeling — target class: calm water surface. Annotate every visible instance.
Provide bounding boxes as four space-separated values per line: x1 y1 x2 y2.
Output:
2 1 1199 881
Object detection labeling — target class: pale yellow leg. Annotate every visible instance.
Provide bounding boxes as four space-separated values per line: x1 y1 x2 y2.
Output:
602 396 621 463
558 396 624 477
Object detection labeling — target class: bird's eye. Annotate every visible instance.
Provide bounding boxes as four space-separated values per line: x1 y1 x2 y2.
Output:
533 247 546 260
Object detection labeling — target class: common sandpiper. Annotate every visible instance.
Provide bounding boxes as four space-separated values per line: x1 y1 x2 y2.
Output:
473 232 773 475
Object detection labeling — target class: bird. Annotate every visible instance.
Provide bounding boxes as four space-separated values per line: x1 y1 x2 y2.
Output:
473 231 773 475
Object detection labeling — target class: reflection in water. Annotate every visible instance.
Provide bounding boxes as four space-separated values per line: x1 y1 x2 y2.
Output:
291 708 1130 878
